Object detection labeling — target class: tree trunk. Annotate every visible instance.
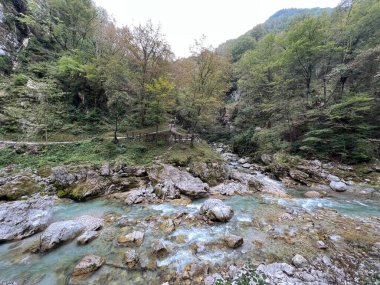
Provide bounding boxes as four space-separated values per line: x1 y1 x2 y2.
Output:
306 78 311 106
190 131 194 148
113 118 118 144
155 124 158 145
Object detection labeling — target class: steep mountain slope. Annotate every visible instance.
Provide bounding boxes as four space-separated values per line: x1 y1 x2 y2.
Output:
217 7 333 61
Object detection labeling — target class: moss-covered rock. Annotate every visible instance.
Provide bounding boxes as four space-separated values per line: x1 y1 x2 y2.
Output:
57 174 110 201
0 176 43 200
188 161 228 186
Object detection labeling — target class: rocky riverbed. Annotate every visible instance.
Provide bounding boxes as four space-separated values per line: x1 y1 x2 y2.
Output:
0 146 379 285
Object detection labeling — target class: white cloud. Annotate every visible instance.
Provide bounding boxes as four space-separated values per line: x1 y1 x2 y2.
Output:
93 0 342 58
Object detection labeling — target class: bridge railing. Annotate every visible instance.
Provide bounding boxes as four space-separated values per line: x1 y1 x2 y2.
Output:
125 131 200 144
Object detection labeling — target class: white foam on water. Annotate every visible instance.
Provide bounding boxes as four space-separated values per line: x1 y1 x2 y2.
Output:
157 249 196 271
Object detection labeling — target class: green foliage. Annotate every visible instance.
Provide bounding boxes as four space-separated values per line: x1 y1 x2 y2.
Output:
146 77 176 127
300 93 378 163
232 130 257 154
228 0 380 163
165 142 222 167
12 74 29 86
0 56 12 75
252 127 291 154
0 141 165 169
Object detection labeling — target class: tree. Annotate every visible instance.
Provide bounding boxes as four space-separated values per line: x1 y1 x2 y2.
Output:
282 15 336 106
107 92 130 143
34 78 64 141
176 38 229 146
100 28 133 143
146 77 175 143
129 21 173 126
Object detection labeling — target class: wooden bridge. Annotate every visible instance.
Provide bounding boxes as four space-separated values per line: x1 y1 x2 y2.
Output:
125 128 200 144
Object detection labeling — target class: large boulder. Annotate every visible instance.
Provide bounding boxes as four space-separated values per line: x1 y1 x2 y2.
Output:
121 166 147 177
123 187 155 205
200 199 234 222
0 175 43 200
57 170 109 201
188 161 229 186
228 170 263 191
289 169 309 185
51 166 76 187
260 154 273 165
75 215 103 231
0 195 53 241
330 181 348 192
148 164 209 199
175 180 209 198
40 220 85 251
72 255 105 277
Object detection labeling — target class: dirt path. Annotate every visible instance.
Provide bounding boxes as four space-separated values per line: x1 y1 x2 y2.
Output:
0 137 127 146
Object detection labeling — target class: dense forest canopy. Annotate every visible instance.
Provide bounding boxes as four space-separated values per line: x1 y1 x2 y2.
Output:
0 0 379 163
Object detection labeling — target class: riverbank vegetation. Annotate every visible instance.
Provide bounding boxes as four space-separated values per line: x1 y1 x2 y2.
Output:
0 0 379 165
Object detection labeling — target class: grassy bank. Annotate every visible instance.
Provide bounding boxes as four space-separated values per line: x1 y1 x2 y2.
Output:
0 140 219 169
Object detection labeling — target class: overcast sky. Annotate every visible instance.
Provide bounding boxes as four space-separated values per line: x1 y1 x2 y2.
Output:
93 0 341 58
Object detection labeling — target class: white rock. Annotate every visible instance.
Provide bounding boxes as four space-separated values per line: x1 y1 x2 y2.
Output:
292 254 308 268
330 181 348 192
327 174 340 182
200 199 234 222
41 220 85 251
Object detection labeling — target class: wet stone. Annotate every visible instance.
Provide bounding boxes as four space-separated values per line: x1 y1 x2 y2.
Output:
224 234 244 249
124 249 139 268
117 231 144 246
152 240 169 259
304 191 322 198
72 254 105 277
200 198 234 222
76 230 99 245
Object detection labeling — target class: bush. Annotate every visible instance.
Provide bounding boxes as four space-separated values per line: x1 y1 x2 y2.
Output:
252 126 290 154
12 74 29 86
232 130 257 154
0 55 12 75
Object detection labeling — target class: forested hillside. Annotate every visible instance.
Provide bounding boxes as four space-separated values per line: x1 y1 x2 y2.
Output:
0 0 228 143
218 0 380 164
217 7 333 62
0 0 379 164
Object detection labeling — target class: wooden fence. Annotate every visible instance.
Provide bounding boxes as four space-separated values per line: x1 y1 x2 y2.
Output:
125 130 200 144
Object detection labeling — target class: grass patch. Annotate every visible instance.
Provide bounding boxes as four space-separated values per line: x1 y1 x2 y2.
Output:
165 141 222 167
0 140 221 171
0 141 166 169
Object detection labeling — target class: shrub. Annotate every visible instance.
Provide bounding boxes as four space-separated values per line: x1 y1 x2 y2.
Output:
12 74 29 86
0 55 12 75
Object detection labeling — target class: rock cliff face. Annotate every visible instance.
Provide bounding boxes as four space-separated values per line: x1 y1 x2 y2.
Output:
0 0 30 60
